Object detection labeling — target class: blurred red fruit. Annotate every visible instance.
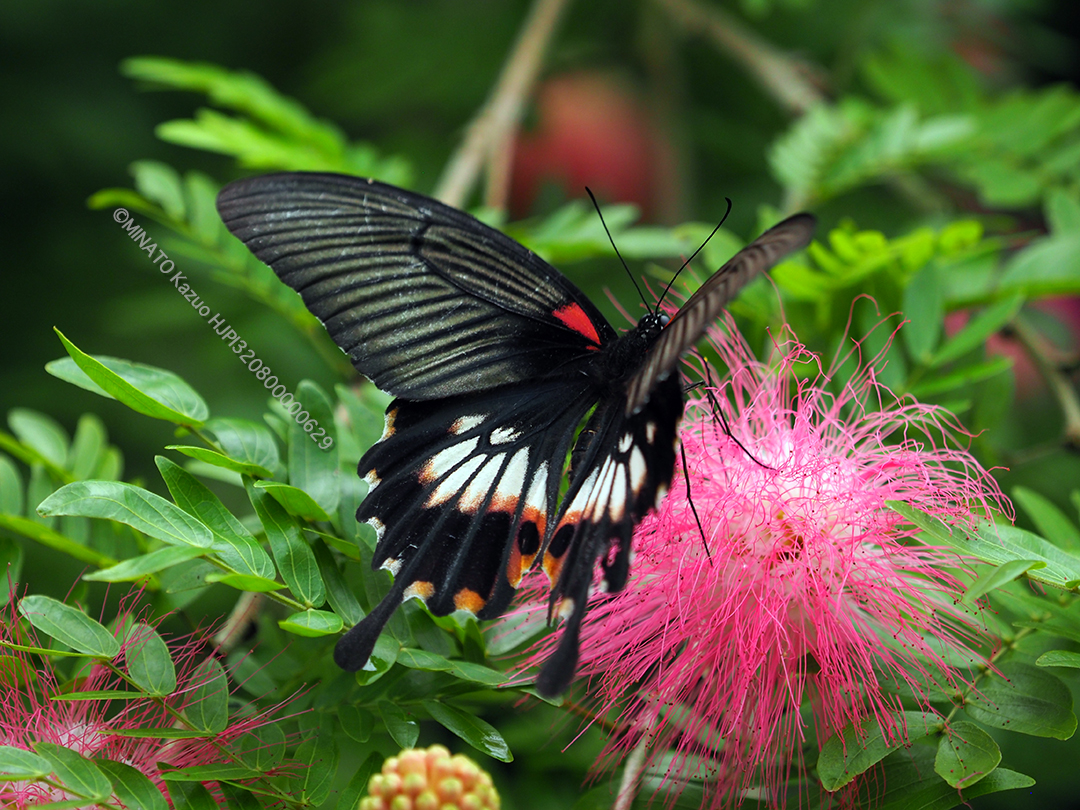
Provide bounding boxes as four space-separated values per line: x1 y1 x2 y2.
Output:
510 72 669 219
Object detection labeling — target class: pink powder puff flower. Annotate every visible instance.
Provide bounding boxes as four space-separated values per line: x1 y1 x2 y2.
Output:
0 597 293 809
524 320 1008 806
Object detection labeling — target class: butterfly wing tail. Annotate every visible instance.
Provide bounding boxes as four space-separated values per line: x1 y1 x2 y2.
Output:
333 576 409 671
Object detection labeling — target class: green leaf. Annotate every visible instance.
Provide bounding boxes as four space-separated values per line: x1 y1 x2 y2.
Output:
204 572 284 592
0 744 52 780
18 595 120 658
867 745 1033 810
97 759 169 810
0 513 116 568
279 609 343 637
336 752 383 810
963 559 1046 603
818 711 943 790
246 478 325 607
447 660 507 687
902 265 943 363
183 657 229 733
234 722 286 772
1000 234 1080 297
84 545 205 582
160 764 263 781
0 537 23 602
255 481 331 522
103 728 214 739
934 720 1001 788
312 538 363 626
218 784 263 810
1036 649 1080 668
49 690 153 701
156 456 275 579
0 641 89 658
287 380 339 514
1013 486 1080 551
890 504 1080 590
167 781 218 810
930 294 1024 367
32 741 112 800
38 481 214 549
297 729 338 807
422 700 513 762
166 445 272 478
8 408 69 468
205 418 280 474
68 414 108 481
908 356 1013 398
354 634 399 686
131 160 186 219
398 647 455 673
50 332 208 427
125 623 178 696
378 700 419 748
338 705 375 743
965 661 1076 739
0 453 23 515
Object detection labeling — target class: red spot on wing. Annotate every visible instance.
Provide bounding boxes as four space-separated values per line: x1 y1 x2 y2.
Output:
553 303 601 346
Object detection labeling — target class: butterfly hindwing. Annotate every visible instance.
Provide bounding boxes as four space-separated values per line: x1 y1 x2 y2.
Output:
217 173 617 400
536 373 683 695
333 379 599 672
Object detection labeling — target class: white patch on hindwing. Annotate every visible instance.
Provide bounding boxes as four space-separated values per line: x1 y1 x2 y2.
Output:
490 425 521 445
450 414 485 435
422 437 480 483
460 453 506 512
629 447 647 492
380 553 400 575
611 465 628 520
363 469 381 494
557 597 575 620
426 454 485 507
493 447 530 509
367 516 386 543
379 408 397 441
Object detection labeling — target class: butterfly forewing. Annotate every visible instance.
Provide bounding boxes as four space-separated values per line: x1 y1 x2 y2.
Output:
217 173 617 399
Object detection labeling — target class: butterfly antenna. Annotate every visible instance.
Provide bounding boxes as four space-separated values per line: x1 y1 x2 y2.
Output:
679 441 712 562
656 197 733 311
697 353 773 471
586 188 651 316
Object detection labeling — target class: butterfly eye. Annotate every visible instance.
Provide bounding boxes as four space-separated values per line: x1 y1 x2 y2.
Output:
658 313 671 327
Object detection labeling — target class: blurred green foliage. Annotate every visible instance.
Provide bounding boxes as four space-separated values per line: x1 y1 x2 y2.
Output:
3 0 1080 808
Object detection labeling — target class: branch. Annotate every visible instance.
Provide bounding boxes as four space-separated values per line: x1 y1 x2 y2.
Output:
435 0 572 209
1011 315 1080 450
652 0 826 116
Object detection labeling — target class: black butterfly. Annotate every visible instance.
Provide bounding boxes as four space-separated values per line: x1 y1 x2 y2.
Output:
216 172 814 697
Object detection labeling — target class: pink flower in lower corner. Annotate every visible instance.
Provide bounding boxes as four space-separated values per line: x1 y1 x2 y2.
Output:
0 599 292 809
527 322 1009 806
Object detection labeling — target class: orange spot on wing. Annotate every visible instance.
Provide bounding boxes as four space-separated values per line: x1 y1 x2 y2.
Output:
553 303 601 346
542 551 564 585
453 588 486 614
491 493 520 514
403 581 435 601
